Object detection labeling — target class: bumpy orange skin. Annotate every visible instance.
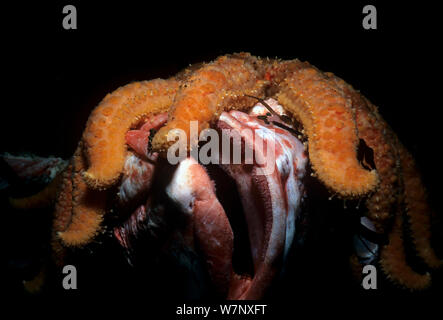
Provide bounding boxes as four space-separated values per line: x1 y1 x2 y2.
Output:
327 74 398 231
82 79 179 189
277 67 379 197
51 162 73 265
327 74 440 288
57 144 107 247
398 143 442 269
380 212 431 290
44 53 440 291
53 163 73 233
151 53 267 152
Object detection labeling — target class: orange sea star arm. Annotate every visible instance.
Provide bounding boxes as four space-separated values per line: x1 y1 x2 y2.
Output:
51 162 73 265
398 143 442 269
9 171 64 210
57 144 107 246
82 79 179 189
151 53 267 153
327 74 398 230
380 213 431 290
277 67 379 197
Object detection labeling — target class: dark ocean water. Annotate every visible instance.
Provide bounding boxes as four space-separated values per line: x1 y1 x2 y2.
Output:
2 2 442 315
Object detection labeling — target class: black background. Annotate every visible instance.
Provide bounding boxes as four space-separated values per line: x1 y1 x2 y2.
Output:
3 2 441 195
3 0 442 316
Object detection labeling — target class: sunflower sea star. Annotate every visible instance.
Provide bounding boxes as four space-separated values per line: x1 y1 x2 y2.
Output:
4 53 441 296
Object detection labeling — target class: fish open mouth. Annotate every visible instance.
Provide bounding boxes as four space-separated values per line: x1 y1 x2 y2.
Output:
114 98 307 299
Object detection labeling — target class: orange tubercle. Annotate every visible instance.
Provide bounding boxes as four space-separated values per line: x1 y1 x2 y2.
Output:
380 213 431 290
278 67 379 197
82 79 179 189
398 143 442 269
328 74 399 231
152 54 266 153
53 163 73 233
57 144 107 247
